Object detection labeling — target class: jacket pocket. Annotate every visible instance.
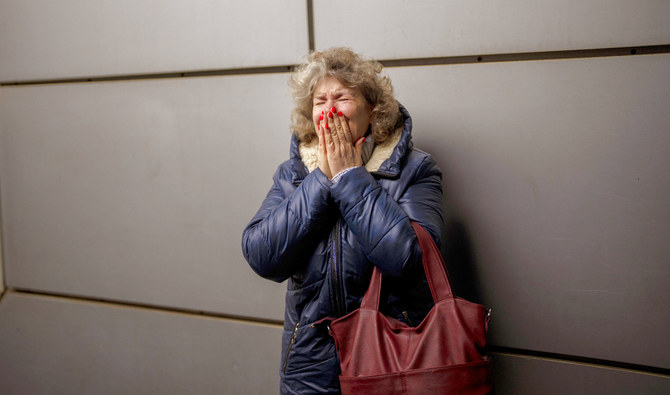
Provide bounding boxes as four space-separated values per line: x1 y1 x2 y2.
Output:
282 322 300 374
281 320 337 375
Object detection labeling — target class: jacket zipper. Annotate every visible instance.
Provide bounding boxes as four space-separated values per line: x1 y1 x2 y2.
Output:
282 322 300 374
330 219 345 317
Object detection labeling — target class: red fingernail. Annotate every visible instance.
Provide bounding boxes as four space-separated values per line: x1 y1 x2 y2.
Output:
337 111 343 116
328 112 333 118
331 107 336 113
319 114 323 121
362 137 366 143
318 125 321 131
325 121 329 129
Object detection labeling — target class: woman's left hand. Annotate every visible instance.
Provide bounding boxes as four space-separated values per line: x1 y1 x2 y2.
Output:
322 108 366 178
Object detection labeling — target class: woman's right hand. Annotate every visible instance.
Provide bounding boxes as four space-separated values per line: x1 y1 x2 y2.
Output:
317 111 332 179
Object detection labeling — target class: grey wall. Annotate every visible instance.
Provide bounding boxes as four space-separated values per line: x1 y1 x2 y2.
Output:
1 0 669 393
0 201 3 295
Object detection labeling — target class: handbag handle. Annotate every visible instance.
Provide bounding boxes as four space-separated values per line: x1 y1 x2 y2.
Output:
361 221 453 311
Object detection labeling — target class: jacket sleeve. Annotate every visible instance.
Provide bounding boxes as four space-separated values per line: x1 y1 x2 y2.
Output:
241 164 334 282
330 154 443 277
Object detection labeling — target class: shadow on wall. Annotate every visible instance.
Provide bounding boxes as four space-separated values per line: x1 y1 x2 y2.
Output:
414 129 484 304
441 200 484 305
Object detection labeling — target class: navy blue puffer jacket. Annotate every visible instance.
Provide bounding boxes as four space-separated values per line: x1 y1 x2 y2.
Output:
242 104 444 394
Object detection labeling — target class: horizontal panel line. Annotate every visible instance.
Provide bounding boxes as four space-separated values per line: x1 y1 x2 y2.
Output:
7 287 284 328
379 44 670 67
490 345 670 377
3 289 669 376
1 44 669 86
0 65 294 86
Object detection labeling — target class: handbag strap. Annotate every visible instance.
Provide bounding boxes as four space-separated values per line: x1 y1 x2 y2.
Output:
361 222 453 311
412 221 453 303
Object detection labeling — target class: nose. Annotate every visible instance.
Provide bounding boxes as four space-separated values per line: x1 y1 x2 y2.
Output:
327 101 341 114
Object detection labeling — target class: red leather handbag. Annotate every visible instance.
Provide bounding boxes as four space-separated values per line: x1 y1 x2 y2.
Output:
327 222 493 394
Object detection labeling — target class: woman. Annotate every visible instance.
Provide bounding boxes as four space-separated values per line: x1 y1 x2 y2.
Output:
242 47 444 394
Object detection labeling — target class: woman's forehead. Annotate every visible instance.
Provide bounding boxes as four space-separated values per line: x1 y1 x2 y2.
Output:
314 76 357 95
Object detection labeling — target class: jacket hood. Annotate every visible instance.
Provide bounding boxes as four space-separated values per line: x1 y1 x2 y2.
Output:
289 102 414 183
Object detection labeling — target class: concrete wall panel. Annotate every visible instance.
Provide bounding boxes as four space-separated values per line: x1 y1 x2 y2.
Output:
0 74 292 321
0 0 308 82
0 224 3 294
492 353 670 394
315 0 670 59
0 200 4 293
386 54 670 369
0 292 282 393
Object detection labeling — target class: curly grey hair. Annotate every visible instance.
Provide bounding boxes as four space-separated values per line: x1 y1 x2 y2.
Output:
288 47 402 144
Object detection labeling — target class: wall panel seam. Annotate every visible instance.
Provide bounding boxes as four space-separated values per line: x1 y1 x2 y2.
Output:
0 65 294 86
379 44 670 67
1 44 669 86
307 0 315 52
7 288 283 328
0 190 5 294
490 347 670 377
6 289 669 376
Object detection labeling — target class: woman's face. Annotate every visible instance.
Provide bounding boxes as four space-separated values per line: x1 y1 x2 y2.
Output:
312 76 372 142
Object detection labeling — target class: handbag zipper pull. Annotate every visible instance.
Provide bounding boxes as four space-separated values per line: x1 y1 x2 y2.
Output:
401 311 414 326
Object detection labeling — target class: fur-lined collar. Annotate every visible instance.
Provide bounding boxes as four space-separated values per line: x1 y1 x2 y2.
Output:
298 128 403 174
